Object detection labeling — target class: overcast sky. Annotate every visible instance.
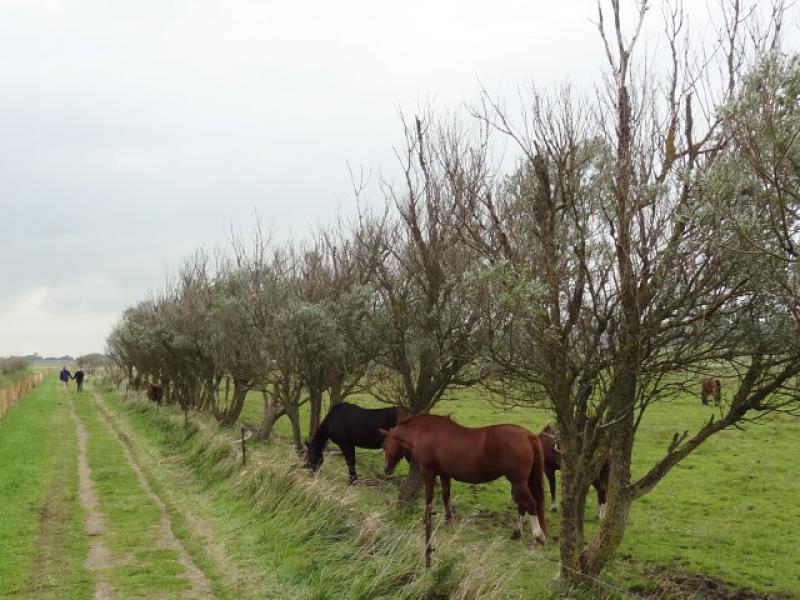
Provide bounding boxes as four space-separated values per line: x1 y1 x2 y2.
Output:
1 1 797 357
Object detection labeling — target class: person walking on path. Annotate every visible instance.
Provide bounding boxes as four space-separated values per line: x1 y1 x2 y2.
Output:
59 366 71 392
74 369 85 393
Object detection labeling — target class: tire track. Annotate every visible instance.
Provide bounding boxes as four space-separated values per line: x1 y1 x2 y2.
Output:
68 399 117 600
90 393 212 600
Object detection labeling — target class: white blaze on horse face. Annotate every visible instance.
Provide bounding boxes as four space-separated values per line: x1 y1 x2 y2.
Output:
597 503 607 521
530 515 546 543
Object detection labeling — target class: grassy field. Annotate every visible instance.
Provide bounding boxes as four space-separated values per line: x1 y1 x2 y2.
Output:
236 386 800 598
2 373 798 598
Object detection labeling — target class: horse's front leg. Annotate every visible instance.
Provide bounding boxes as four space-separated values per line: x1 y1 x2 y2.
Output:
594 464 609 520
340 443 358 484
440 476 453 522
593 479 607 520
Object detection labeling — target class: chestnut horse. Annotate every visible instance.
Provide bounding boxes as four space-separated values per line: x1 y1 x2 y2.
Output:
701 378 721 406
539 424 610 520
380 414 547 566
146 384 164 405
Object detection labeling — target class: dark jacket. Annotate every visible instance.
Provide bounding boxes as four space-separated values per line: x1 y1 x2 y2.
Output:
74 370 85 382
59 369 71 382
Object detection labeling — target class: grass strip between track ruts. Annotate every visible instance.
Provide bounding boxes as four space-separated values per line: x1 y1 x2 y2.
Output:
0 374 91 600
72 387 194 598
91 388 294 600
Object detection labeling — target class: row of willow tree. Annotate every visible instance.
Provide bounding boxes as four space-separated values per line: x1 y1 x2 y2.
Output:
107 0 800 584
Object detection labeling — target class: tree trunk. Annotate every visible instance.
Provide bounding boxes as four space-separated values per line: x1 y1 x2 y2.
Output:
397 393 436 502
286 403 303 454
398 460 423 505
308 386 323 439
558 458 590 579
259 392 286 442
329 379 344 408
218 381 248 427
579 450 634 577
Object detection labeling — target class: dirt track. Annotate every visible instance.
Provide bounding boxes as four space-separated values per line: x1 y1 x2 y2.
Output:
70 398 117 600
90 393 212 599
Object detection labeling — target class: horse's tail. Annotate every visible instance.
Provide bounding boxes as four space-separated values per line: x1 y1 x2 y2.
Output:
528 434 548 536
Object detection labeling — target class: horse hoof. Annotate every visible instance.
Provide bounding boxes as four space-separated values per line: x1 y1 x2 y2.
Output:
510 530 521 540
549 505 558 513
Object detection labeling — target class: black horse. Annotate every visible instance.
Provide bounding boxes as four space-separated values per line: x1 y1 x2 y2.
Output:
305 402 411 484
539 424 611 520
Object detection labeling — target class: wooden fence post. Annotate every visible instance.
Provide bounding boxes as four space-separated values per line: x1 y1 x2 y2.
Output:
241 426 247 467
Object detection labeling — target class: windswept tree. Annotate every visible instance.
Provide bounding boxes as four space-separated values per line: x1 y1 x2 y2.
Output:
462 0 800 583
206 266 271 426
76 353 107 374
355 114 492 415
723 44 800 261
345 114 496 499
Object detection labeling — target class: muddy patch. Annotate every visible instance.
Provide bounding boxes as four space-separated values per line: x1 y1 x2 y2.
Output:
640 568 794 600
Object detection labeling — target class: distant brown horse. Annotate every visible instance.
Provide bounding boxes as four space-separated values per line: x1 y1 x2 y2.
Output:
539 424 610 520
146 384 164 406
380 414 547 567
701 378 721 406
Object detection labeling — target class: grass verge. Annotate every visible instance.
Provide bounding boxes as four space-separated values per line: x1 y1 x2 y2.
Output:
0 375 91 599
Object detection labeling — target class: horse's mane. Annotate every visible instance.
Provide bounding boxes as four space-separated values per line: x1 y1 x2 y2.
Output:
308 412 331 448
409 413 455 423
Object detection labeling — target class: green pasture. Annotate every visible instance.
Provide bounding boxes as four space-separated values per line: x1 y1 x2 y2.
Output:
236 386 800 597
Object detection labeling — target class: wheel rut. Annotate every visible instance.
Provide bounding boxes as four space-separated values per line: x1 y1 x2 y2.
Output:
90 393 212 600
69 399 118 600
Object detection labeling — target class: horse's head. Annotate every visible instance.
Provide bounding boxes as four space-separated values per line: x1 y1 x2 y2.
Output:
304 440 324 472
379 428 405 475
